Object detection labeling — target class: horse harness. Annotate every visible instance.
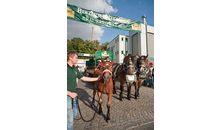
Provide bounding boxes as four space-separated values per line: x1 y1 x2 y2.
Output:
112 64 121 79
123 55 137 74
137 56 149 80
112 55 137 79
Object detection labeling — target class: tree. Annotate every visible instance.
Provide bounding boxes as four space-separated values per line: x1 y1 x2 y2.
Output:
71 37 84 52
67 39 74 52
78 43 85 53
101 42 110 50
84 40 92 53
67 37 110 55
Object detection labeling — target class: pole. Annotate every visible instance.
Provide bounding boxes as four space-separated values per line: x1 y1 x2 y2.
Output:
142 15 148 56
146 21 148 56
92 27 94 43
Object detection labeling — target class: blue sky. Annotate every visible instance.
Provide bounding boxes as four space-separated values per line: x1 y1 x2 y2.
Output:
67 0 154 44
100 0 154 44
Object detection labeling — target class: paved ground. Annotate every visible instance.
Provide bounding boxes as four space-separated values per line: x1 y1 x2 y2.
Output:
74 80 154 130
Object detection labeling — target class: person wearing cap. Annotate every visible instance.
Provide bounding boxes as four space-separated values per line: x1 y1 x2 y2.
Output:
148 62 154 88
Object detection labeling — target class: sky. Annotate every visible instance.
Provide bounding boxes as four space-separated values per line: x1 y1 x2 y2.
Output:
67 0 154 44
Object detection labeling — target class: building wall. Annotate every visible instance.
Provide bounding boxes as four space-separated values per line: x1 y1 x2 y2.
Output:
129 31 137 55
128 24 153 56
107 24 154 64
108 35 130 64
132 33 139 55
119 35 128 63
145 24 154 59
147 33 154 58
140 24 147 56
75 59 89 68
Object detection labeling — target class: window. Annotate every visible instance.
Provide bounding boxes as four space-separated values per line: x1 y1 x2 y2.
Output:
125 38 128 55
125 38 128 42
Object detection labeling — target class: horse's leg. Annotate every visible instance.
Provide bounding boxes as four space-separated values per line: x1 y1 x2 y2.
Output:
91 83 96 108
106 93 112 122
97 91 103 115
113 79 117 94
127 82 131 100
119 82 125 101
138 80 143 97
134 80 139 99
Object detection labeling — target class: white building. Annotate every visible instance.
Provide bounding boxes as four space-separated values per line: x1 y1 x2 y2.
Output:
75 59 89 68
107 23 154 64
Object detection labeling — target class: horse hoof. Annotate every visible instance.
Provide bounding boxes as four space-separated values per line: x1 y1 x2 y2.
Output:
106 118 110 123
91 104 94 108
134 96 137 99
119 95 123 101
120 98 123 101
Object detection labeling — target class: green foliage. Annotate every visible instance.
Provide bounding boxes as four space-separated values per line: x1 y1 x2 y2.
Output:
102 42 110 50
78 56 94 59
67 37 111 59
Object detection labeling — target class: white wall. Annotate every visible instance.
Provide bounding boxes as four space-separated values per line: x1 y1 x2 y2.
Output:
129 24 154 57
139 24 146 56
147 33 154 58
75 59 89 68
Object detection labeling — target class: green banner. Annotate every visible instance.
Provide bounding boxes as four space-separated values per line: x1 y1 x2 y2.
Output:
67 4 141 32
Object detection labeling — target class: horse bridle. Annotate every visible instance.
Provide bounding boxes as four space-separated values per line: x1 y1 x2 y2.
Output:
123 55 137 75
137 56 149 75
102 62 113 76
102 69 112 76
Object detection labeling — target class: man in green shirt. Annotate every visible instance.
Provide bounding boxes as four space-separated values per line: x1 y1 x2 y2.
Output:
67 51 101 130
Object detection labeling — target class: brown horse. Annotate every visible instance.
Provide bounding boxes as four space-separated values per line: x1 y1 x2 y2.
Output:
92 58 115 122
134 55 149 99
112 54 137 101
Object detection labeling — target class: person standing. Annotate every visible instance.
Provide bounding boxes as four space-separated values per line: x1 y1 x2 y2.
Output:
105 56 111 62
148 62 154 87
67 51 101 130
151 65 154 87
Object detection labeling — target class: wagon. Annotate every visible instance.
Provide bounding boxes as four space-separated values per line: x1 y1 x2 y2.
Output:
84 51 114 77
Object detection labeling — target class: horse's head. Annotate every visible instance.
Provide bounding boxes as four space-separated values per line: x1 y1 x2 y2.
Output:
137 55 149 75
101 58 115 81
123 54 137 75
